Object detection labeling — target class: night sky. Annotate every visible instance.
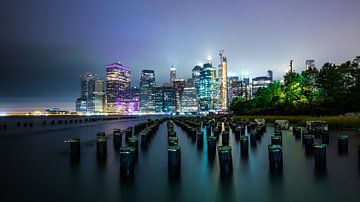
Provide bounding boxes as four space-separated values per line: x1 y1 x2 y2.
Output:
1 0 360 112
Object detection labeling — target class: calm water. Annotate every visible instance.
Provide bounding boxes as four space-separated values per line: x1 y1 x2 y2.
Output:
0 119 360 202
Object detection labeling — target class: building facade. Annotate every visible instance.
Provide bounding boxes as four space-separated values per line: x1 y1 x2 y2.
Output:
192 65 202 96
218 50 228 111
181 87 198 113
252 76 272 95
130 87 140 101
105 63 131 113
199 62 217 112
170 66 176 85
154 86 176 113
76 72 96 113
93 79 105 113
139 69 156 113
173 79 186 113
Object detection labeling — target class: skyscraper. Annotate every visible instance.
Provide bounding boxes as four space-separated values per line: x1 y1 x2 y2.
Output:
173 79 186 113
218 50 228 112
105 62 131 113
154 86 176 113
170 66 176 85
139 69 156 113
306 60 315 69
93 79 105 113
130 87 140 101
199 62 217 111
228 76 239 102
192 65 202 95
76 72 96 113
181 87 198 113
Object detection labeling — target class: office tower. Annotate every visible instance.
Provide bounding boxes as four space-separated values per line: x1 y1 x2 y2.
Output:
229 80 242 101
306 60 315 69
192 65 202 95
76 99 87 112
105 62 131 113
229 79 254 101
218 50 228 111
199 62 216 111
252 75 272 95
181 87 198 113
113 99 139 114
267 70 273 81
228 76 239 102
93 79 105 113
130 87 140 101
76 72 96 113
139 69 156 113
170 66 176 84
173 79 186 112
154 86 176 113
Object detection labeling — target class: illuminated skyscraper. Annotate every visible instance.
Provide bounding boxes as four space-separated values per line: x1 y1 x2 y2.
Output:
228 76 239 102
94 79 105 113
173 79 186 112
181 87 198 113
192 65 202 95
130 87 140 101
199 62 217 111
218 50 228 111
76 72 96 113
154 86 176 113
170 66 176 85
139 69 156 113
105 62 131 113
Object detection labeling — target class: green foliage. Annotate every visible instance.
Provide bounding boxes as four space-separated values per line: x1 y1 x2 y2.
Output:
229 56 360 115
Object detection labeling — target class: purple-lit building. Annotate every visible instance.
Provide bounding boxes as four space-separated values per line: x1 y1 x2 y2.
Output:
105 62 131 113
113 99 139 114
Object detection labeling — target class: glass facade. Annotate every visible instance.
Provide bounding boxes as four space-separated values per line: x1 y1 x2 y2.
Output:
154 86 176 113
181 87 198 113
170 66 176 85
76 72 96 113
199 63 217 111
192 65 202 96
173 79 186 112
105 63 131 113
139 69 156 113
93 79 105 113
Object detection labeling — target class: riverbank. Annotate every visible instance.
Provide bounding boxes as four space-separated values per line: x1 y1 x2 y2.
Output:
233 115 360 129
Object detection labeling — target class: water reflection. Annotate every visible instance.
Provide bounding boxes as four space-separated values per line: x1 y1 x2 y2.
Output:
1 120 360 202
216 174 236 201
208 153 216 169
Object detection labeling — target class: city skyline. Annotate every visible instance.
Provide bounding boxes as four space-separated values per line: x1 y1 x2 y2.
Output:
1 0 360 112
0 56 352 113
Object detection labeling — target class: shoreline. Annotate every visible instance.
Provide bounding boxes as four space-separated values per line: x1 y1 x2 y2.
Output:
0 115 167 137
233 115 360 129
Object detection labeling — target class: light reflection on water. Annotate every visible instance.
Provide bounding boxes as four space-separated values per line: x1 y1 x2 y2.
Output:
0 119 359 202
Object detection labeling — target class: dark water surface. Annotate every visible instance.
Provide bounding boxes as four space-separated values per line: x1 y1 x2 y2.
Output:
1 119 360 202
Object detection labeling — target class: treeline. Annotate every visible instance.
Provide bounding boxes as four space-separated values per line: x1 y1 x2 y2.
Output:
230 56 360 115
